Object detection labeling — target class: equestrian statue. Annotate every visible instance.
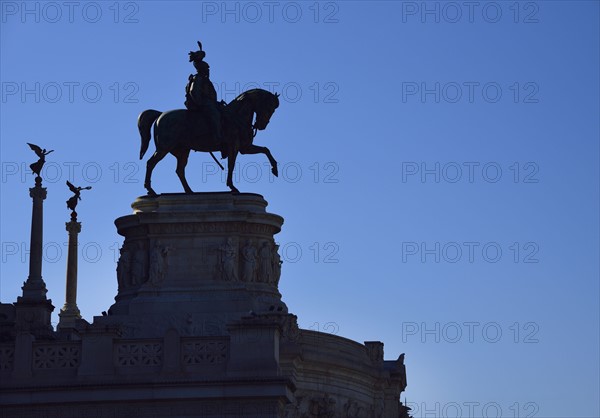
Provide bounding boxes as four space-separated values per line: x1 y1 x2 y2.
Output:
138 41 280 195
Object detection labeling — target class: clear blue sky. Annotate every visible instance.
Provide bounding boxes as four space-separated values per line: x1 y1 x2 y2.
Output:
1 1 598 416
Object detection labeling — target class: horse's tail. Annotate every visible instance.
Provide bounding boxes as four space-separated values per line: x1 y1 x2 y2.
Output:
138 109 162 160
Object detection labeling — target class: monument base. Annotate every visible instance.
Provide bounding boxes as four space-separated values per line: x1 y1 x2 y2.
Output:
0 193 409 418
97 192 286 338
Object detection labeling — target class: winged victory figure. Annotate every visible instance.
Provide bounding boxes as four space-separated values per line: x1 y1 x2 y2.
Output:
66 180 92 213
27 143 54 177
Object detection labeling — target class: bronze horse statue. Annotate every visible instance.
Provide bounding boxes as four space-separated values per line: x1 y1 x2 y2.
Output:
138 88 280 195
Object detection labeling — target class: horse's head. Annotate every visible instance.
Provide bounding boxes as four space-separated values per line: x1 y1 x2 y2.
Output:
231 89 280 131
250 89 280 131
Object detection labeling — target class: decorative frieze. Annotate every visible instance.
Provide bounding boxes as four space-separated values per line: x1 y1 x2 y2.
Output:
182 339 228 365
147 221 278 236
343 399 369 418
32 343 81 369
0 345 15 371
115 236 283 290
285 394 374 418
285 393 338 418
116 341 162 367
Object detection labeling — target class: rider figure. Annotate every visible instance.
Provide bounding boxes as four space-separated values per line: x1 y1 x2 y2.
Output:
185 42 223 143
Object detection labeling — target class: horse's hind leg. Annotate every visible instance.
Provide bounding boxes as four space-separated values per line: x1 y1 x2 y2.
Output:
226 151 240 194
172 149 193 194
144 148 168 196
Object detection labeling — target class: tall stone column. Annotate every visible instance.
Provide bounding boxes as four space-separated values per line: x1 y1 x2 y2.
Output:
15 176 54 337
21 177 49 299
58 219 82 329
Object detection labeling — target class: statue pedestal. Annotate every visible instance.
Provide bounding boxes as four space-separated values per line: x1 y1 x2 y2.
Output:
101 192 286 338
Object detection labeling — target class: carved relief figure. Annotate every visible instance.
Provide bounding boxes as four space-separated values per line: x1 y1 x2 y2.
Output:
259 241 273 283
241 240 257 282
218 238 237 281
116 246 131 290
343 399 367 418
307 395 336 417
131 243 148 285
272 243 283 286
149 241 173 285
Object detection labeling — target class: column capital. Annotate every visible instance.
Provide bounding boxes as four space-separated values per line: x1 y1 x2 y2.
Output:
29 184 47 200
66 220 82 234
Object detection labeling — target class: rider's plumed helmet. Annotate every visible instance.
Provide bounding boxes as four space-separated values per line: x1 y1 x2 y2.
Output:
189 41 206 63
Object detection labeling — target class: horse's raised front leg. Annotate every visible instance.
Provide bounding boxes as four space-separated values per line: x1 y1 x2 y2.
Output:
226 151 240 194
144 149 169 196
172 148 193 194
239 144 278 177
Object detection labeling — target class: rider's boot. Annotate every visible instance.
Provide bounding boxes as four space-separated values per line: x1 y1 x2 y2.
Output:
215 120 225 158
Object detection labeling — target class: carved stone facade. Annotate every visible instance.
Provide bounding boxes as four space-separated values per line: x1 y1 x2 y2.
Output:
0 193 410 417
